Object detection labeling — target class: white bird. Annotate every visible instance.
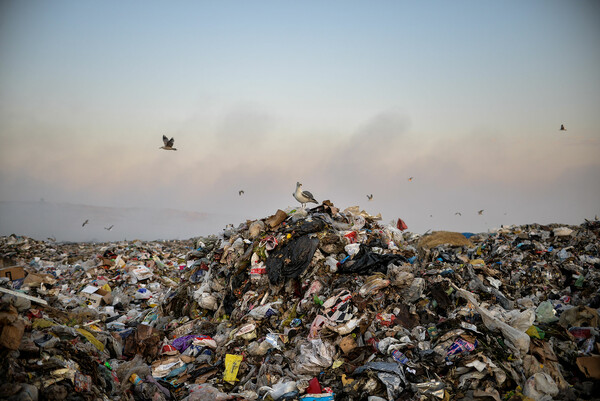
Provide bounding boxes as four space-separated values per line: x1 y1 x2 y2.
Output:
293 182 318 208
160 135 177 150
82 219 89 227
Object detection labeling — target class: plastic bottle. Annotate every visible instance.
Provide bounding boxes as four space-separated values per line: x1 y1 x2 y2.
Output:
129 373 142 385
391 350 408 364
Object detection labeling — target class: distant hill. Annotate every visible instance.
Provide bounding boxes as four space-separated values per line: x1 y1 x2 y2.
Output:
0 201 239 242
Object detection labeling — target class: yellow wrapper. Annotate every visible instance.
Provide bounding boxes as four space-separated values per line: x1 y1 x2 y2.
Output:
223 354 243 383
76 328 105 352
526 325 544 339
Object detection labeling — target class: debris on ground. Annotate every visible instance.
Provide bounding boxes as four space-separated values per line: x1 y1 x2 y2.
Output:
1 203 599 400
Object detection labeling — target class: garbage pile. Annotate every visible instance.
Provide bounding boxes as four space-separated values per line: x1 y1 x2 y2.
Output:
1 201 599 401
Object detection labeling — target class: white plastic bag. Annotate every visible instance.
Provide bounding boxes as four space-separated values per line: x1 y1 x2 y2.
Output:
294 339 334 375
458 289 530 355
523 372 559 401
506 309 535 332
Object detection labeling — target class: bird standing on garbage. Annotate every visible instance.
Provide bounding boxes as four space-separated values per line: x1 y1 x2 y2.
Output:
293 182 318 208
160 135 177 150
82 219 89 227
560 124 566 131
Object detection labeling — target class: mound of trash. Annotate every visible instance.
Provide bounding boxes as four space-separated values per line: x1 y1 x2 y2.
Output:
1 201 599 401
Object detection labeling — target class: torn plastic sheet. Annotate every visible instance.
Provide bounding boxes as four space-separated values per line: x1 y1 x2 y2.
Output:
413 381 446 399
354 362 406 399
294 339 335 375
353 362 405 377
377 372 405 400
457 288 530 355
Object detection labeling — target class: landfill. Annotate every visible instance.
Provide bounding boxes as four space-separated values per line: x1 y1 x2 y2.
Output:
1 201 599 401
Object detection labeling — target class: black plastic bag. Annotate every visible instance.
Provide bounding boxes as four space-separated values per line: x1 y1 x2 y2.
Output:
338 244 407 275
267 235 319 284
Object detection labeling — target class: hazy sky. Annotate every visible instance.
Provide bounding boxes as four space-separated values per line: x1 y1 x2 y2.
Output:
1 0 599 239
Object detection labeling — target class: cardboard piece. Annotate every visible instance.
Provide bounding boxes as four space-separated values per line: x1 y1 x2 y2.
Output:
123 324 162 359
0 318 25 350
266 209 288 228
132 266 153 281
0 266 26 281
81 285 112 307
339 335 358 354
23 272 57 287
576 356 600 380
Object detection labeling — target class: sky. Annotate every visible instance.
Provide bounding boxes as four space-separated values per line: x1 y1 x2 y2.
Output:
1 0 599 241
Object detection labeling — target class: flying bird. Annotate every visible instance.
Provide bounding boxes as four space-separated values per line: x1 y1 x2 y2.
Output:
408 177 414 182
104 225 114 231
293 182 318 208
82 219 89 227
367 194 373 201
239 190 244 196
560 124 566 131
478 210 484 215
160 135 177 150
455 212 462 216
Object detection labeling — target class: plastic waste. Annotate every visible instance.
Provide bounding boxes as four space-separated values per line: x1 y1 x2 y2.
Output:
223 354 243 384
535 300 559 324
294 339 335 375
358 275 390 297
523 372 559 401
2 204 600 400
458 289 530 355
266 235 319 284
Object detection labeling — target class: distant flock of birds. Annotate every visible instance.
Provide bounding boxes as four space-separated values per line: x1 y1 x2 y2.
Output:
78 125 570 230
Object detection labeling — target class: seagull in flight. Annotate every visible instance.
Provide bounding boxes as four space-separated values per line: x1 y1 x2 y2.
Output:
82 219 89 227
560 124 566 131
367 194 373 201
455 212 462 216
293 182 318 208
104 225 114 231
239 190 244 196
160 135 177 150
478 209 484 215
